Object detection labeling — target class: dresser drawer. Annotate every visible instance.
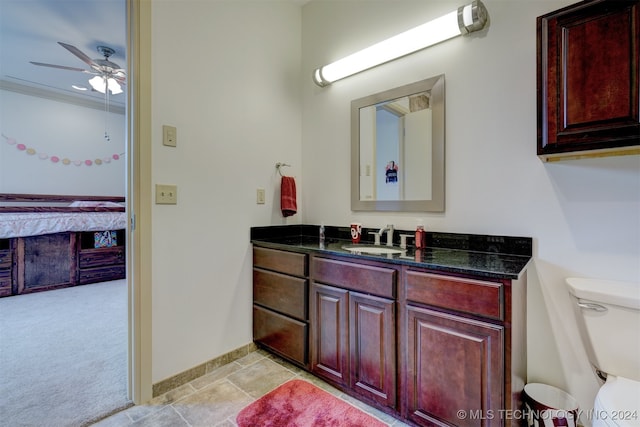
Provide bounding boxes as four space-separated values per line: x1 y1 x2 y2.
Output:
78 265 126 285
312 257 396 299
253 269 307 321
0 269 11 289
253 305 308 366
0 249 11 268
405 270 503 320
79 247 125 268
253 247 307 277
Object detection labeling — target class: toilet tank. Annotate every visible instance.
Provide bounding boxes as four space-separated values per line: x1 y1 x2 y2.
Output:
566 277 640 382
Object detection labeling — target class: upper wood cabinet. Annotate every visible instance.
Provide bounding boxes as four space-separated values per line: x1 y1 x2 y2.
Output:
537 0 640 161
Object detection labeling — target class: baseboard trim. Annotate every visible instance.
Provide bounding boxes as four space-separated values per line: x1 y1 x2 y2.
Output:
152 342 258 397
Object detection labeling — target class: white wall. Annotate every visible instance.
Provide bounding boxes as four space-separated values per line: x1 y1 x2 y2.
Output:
301 0 640 422
147 0 639 417
150 0 302 383
0 90 126 195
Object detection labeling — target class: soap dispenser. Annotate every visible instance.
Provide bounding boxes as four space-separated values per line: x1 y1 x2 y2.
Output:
319 223 325 249
415 222 426 249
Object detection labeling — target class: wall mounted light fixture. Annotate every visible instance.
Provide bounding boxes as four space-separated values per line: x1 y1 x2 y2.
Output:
312 0 488 87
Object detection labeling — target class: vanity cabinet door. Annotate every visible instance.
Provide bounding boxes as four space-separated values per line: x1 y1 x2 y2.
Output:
406 305 504 427
349 291 396 409
311 283 397 410
310 282 349 386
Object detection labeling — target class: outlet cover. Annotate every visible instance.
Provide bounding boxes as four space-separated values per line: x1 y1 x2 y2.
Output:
156 184 178 204
162 125 177 147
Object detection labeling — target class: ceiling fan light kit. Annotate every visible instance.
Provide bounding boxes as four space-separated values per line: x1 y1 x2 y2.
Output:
30 42 126 95
30 41 127 142
88 75 123 95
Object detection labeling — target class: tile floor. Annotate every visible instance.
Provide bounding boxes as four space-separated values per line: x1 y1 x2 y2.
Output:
91 349 411 427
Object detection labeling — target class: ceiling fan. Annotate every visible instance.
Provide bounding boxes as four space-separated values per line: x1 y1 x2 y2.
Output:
30 42 126 95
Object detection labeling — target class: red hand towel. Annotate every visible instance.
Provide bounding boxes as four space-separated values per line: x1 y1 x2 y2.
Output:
281 176 297 217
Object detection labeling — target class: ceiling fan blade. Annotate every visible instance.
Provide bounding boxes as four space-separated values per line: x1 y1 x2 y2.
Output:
29 61 87 72
58 42 100 68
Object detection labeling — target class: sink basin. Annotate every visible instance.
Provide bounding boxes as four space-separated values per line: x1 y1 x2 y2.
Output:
342 245 404 255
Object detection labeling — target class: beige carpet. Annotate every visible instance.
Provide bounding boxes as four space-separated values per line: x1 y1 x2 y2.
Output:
0 280 132 427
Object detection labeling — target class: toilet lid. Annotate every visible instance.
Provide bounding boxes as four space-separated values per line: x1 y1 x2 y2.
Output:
595 376 640 426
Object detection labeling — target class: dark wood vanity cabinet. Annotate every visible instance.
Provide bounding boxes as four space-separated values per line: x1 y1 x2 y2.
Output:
310 256 398 410
252 247 309 367
251 241 528 426
537 0 640 161
401 269 526 427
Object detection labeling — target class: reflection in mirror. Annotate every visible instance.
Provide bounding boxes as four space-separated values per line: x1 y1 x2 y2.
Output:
351 75 445 212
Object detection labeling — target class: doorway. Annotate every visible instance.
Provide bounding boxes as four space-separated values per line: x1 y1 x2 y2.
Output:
0 0 149 423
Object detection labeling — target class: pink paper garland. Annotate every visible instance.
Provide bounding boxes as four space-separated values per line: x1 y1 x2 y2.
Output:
2 134 124 167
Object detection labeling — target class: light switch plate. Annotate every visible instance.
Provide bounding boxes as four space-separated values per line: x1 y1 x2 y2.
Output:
162 125 177 147
256 188 265 204
156 184 178 204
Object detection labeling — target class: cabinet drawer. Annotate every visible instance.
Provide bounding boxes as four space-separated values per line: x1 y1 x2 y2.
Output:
254 268 307 320
79 247 125 268
79 265 126 285
0 249 11 268
253 305 308 366
0 269 11 288
0 279 11 297
405 271 503 320
312 257 396 299
253 247 307 277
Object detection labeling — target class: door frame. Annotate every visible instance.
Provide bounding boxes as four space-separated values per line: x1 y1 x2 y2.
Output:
126 0 152 404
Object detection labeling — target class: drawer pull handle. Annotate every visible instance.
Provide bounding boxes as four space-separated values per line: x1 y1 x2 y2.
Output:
577 302 607 312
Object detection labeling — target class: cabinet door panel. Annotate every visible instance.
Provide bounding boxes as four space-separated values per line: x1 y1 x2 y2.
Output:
17 233 77 293
406 306 503 427
311 282 349 386
350 292 396 409
537 0 640 158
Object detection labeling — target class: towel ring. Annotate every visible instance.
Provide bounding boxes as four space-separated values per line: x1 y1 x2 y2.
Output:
276 162 291 176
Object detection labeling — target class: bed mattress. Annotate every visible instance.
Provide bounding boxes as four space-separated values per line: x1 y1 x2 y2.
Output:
0 211 127 239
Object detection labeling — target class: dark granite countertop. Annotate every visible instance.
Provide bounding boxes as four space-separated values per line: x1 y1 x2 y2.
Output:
251 225 532 280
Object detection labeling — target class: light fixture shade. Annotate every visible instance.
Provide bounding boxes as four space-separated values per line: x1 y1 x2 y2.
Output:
107 78 123 95
88 75 123 95
313 0 488 87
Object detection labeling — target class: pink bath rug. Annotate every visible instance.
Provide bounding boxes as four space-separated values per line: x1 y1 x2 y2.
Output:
236 379 387 427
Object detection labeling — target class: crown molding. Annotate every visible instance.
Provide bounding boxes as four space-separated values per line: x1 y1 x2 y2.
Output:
0 79 125 115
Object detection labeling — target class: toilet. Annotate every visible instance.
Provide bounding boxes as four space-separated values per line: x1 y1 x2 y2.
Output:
565 277 640 427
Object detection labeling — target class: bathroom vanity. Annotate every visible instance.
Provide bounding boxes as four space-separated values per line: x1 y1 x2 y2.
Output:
251 225 531 427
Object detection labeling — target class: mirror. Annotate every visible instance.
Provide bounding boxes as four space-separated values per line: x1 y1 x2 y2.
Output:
351 75 445 212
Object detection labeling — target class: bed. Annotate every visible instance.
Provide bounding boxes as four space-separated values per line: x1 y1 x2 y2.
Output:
0 193 127 297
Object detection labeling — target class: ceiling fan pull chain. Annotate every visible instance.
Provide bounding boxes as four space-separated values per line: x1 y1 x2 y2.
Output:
104 79 111 142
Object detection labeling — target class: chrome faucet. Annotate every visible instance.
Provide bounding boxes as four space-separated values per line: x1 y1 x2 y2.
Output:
377 224 395 246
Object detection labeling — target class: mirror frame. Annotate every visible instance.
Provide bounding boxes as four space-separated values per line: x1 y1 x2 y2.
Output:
351 74 445 212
